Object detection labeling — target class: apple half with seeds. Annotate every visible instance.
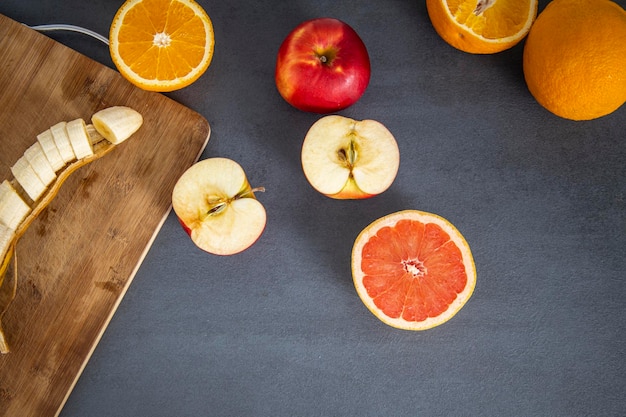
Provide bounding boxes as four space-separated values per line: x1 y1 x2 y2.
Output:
301 115 400 199
172 157 266 255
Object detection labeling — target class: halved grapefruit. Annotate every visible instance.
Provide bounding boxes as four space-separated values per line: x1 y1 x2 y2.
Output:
351 210 476 330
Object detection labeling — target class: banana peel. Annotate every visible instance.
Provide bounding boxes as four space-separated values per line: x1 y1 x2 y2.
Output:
0 249 17 354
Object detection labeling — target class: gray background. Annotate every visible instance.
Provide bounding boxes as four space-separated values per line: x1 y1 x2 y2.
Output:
1 1 625 416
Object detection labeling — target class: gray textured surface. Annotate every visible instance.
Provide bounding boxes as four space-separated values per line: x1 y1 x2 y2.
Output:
1 1 625 416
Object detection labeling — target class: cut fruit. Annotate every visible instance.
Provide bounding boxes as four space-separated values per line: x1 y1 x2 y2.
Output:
92 106 143 144
50 121 76 163
66 118 94 159
351 210 476 330
0 106 145 354
36 129 65 172
172 158 266 256
11 156 46 202
0 180 31 230
24 142 56 186
0 223 14 262
109 0 215 92
86 123 105 145
426 0 538 54
301 115 400 199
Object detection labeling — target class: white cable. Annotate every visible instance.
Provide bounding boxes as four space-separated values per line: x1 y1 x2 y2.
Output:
27 24 109 46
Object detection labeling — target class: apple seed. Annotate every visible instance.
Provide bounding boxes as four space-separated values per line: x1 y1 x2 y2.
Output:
337 140 358 170
206 187 265 217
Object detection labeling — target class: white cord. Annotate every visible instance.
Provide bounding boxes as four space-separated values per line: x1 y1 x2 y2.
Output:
27 24 109 46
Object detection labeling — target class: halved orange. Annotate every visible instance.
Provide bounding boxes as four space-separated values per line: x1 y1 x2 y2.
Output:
352 210 476 330
109 0 215 92
426 0 538 54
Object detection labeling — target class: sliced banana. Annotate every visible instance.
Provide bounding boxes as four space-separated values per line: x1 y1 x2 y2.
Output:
85 123 105 145
11 156 46 202
1 105 144 354
66 118 94 159
0 223 15 261
92 106 143 144
0 180 31 230
36 129 65 172
24 142 56 186
50 121 76 163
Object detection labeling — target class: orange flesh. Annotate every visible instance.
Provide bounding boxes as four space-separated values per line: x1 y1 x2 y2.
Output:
116 0 209 81
360 219 467 322
445 0 531 39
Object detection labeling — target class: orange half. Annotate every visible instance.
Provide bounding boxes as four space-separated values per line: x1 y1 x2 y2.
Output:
352 210 476 330
109 0 215 92
426 0 538 53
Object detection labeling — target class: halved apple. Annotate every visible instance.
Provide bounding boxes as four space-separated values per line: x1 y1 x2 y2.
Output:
301 115 400 199
171 157 266 255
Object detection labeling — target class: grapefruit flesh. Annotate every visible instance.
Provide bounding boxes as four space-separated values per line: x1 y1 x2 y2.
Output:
352 210 476 330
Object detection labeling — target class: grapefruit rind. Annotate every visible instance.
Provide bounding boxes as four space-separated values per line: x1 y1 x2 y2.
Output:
351 210 476 330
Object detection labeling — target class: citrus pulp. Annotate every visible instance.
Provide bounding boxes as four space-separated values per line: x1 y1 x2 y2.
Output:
426 0 538 54
352 210 476 330
109 0 215 92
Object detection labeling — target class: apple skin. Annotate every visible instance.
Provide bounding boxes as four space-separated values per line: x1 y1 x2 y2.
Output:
275 17 371 113
178 216 192 236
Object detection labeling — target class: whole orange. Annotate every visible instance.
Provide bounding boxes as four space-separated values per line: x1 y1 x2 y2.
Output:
523 0 626 120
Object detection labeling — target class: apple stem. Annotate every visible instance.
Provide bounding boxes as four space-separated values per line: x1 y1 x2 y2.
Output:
239 186 266 198
314 47 337 66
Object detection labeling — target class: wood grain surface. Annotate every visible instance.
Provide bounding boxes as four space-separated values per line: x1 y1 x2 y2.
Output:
0 14 210 417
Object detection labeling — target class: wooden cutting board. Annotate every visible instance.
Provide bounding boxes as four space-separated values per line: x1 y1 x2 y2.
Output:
0 14 210 417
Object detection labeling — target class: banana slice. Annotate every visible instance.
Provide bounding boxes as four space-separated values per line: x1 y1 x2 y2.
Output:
37 129 65 172
85 123 105 145
24 142 56 186
0 180 31 230
50 121 76 163
66 118 94 159
0 223 15 261
92 106 143 144
10 156 46 202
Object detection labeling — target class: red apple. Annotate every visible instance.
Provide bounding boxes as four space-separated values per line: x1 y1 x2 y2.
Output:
275 17 371 113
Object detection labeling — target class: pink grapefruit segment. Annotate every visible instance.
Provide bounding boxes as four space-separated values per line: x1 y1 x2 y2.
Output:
352 210 476 330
